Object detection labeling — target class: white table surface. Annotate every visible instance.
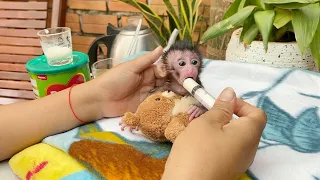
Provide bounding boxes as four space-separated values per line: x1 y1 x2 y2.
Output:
0 160 20 179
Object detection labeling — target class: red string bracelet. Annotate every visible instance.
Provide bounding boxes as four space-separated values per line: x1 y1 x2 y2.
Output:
68 85 87 124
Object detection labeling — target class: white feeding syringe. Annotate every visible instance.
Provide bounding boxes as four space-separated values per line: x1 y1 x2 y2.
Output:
183 78 239 120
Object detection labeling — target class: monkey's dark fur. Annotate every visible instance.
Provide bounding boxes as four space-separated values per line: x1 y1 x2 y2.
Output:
162 40 203 85
163 40 203 62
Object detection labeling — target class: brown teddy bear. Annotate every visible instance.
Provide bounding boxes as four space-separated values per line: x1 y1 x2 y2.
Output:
122 91 201 142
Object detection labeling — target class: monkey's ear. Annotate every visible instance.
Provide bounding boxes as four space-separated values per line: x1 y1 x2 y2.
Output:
154 62 167 78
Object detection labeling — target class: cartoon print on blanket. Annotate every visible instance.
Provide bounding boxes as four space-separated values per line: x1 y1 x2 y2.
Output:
236 69 320 179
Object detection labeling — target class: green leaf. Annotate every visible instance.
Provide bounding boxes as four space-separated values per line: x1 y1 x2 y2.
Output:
238 0 247 11
196 13 206 44
275 3 309 9
243 24 259 47
269 28 276 41
192 7 199 32
163 0 181 33
274 8 292 29
192 0 202 15
264 0 319 4
182 25 187 39
159 17 169 40
223 0 243 19
167 12 177 32
275 25 289 40
240 14 255 42
167 11 183 39
250 0 274 10
147 20 167 46
119 0 168 45
163 0 181 25
187 0 193 32
177 0 185 27
310 20 320 68
200 5 257 43
254 10 276 52
184 27 192 41
120 0 162 25
191 0 202 31
292 3 320 55
179 0 191 31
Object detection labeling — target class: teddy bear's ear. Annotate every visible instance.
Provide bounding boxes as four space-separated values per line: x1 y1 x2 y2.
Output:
122 112 140 126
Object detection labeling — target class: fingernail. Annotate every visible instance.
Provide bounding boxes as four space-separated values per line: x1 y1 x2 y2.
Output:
219 87 235 102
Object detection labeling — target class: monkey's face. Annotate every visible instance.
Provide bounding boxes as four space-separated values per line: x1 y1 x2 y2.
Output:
167 50 201 85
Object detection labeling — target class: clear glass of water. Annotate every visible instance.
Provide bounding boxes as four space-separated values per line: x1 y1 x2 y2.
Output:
91 58 113 78
37 27 73 66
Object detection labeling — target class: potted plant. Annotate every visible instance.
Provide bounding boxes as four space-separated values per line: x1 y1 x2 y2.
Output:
119 0 206 46
200 0 320 71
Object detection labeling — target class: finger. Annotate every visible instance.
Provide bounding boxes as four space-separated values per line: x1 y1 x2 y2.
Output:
190 108 201 121
195 110 202 118
202 87 237 127
130 46 163 73
189 110 197 121
187 106 197 114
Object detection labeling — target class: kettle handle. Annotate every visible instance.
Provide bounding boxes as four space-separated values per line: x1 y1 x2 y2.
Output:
87 34 117 70
107 23 121 35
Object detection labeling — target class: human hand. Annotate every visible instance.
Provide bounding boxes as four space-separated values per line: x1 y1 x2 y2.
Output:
162 87 267 180
92 46 167 118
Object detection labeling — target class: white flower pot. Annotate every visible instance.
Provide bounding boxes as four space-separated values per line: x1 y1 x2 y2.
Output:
226 28 316 71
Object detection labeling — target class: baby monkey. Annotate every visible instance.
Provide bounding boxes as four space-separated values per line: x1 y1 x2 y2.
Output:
120 40 207 131
160 40 206 120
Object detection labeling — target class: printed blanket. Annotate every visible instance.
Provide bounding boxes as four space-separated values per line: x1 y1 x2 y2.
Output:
9 58 320 180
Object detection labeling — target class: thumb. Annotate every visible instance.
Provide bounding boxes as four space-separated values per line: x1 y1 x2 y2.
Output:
131 46 163 73
203 87 236 126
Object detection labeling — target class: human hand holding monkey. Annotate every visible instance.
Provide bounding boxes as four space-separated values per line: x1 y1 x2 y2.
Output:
94 46 167 118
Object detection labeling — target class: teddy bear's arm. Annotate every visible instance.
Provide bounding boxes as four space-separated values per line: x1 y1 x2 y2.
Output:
122 112 140 126
164 114 188 142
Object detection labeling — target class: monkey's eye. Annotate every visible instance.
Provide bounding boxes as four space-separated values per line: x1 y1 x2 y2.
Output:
191 59 198 65
155 98 161 101
178 60 186 66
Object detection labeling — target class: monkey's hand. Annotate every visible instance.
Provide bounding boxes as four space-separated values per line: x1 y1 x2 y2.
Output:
187 105 206 121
